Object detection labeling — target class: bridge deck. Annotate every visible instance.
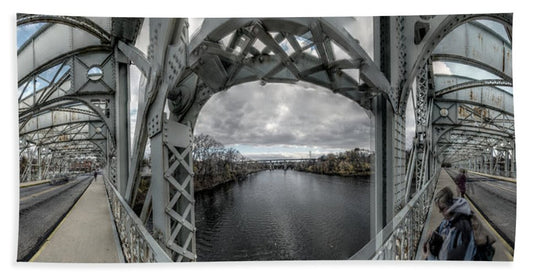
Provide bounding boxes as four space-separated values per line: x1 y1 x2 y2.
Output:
417 169 514 261
29 175 123 263
20 179 50 188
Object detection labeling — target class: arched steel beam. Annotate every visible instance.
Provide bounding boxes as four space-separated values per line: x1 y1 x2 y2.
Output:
19 94 111 123
17 14 111 43
18 45 112 85
187 18 391 112
400 13 512 111
431 54 512 82
20 119 103 136
36 137 106 147
434 78 512 97
19 65 71 106
434 125 513 144
435 119 514 139
434 98 514 117
19 96 115 144
437 132 510 150
440 139 508 156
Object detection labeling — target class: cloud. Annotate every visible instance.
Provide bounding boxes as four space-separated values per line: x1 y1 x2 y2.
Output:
195 81 375 155
432 61 453 75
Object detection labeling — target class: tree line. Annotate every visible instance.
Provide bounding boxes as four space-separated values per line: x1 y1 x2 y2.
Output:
136 134 374 197
193 134 251 191
296 149 373 176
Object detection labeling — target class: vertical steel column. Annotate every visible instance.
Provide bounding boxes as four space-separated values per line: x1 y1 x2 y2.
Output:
504 150 510 177
489 148 494 175
115 54 131 196
370 16 395 236
105 129 112 184
144 18 194 261
373 94 394 234
37 146 42 180
150 125 169 250
485 154 489 173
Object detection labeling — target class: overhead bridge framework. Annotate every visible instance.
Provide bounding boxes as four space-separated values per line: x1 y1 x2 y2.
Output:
17 14 513 261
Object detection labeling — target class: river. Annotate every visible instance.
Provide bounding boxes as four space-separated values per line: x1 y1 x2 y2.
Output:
195 169 371 261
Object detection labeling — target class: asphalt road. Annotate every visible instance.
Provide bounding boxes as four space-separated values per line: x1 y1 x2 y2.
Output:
445 169 516 246
17 175 93 261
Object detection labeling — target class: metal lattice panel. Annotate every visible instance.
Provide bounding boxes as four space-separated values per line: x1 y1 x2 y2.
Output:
180 18 392 114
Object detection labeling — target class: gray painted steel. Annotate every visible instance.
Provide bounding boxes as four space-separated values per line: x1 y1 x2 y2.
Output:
17 13 513 261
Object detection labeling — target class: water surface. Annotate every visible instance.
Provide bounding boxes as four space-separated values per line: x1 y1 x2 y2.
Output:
195 170 370 261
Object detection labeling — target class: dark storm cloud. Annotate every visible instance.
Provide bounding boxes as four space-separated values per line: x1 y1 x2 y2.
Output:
195 82 375 151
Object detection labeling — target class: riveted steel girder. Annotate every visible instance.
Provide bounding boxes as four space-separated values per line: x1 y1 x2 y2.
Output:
434 75 512 97
17 22 111 83
185 17 391 114
398 13 512 111
432 21 512 80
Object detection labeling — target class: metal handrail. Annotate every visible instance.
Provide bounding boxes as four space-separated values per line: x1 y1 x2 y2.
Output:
350 167 439 260
103 175 172 262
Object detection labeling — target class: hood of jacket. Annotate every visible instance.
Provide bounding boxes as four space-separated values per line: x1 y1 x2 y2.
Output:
446 197 472 217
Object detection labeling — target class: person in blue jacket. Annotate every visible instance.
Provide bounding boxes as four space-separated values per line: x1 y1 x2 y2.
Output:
423 186 476 260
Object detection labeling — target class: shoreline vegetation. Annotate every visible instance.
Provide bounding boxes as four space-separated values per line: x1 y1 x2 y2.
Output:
192 134 374 191
132 134 374 212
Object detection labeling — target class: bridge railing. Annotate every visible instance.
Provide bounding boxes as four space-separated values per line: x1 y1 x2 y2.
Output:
103 175 172 262
350 167 440 260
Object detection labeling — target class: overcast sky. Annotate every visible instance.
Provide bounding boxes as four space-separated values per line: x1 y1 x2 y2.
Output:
195 81 375 159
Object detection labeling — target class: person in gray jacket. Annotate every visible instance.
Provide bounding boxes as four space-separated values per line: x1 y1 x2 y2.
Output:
424 186 476 260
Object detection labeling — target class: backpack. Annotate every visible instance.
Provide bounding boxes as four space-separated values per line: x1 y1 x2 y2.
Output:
430 213 496 261
446 214 496 260
470 214 496 261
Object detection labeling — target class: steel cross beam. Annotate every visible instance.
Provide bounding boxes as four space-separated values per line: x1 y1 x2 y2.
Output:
185 18 392 112
17 14 111 44
398 14 512 112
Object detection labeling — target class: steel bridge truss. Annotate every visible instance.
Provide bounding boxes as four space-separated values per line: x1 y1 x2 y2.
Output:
17 13 513 261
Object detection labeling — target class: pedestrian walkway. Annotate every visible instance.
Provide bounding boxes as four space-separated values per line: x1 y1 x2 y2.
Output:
29 175 123 263
416 169 514 261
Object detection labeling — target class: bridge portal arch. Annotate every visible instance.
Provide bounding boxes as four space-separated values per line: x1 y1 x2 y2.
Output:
130 17 397 261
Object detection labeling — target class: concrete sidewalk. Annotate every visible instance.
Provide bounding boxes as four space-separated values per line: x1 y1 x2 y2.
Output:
417 169 514 261
30 175 123 263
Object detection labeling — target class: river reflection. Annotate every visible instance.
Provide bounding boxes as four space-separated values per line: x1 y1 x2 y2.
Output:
195 169 370 261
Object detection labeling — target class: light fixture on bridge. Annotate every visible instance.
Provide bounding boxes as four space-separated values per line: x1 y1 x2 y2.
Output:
87 66 103 81
439 108 449 117
96 127 102 133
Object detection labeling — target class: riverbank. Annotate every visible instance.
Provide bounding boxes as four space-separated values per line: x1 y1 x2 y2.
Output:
295 168 372 177
194 169 263 193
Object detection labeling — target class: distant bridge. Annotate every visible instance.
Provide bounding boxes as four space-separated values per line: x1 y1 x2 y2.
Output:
242 158 318 170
